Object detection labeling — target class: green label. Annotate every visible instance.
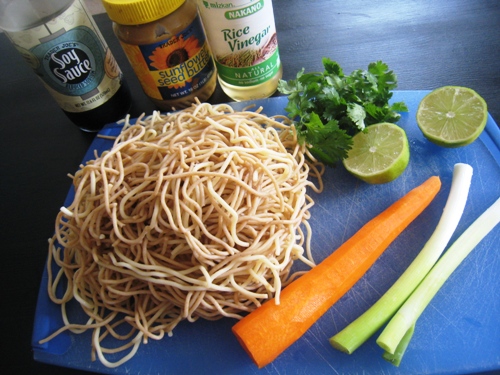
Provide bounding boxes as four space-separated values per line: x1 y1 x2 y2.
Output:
224 0 264 20
216 48 280 86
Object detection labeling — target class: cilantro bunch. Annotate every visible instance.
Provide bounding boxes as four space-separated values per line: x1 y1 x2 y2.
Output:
277 58 408 165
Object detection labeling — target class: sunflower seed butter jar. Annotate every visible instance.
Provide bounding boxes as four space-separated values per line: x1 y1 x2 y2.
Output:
102 0 217 110
197 0 283 101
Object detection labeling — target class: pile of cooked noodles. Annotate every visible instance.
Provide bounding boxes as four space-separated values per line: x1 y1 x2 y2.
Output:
40 102 324 367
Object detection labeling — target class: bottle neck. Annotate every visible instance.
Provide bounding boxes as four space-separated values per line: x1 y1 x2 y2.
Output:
0 0 74 32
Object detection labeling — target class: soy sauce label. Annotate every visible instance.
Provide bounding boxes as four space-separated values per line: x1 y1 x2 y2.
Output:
34 26 104 97
49 46 93 86
6 0 122 113
120 15 215 101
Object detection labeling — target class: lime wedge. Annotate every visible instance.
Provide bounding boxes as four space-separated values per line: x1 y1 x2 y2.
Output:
416 86 488 147
342 123 410 184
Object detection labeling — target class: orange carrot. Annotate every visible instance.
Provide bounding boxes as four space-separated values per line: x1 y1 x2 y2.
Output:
232 176 442 368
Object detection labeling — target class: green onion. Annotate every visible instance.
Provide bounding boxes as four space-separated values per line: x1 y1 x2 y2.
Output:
329 163 473 353
377 195 500 357
381 324 414 367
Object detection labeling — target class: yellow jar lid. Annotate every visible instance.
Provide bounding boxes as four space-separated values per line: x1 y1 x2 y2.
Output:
102 0 185 25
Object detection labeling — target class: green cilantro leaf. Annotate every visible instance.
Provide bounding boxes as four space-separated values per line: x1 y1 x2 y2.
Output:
278 59 407 165
347 103 366 131
301 113 353 165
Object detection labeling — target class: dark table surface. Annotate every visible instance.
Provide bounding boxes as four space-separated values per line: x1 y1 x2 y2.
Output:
1 1 499 374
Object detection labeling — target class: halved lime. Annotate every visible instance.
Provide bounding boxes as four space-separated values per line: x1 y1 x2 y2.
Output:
342 123 410 184
416 86 488 147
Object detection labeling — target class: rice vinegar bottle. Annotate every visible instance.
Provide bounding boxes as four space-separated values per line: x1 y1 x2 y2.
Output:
197 0 283 101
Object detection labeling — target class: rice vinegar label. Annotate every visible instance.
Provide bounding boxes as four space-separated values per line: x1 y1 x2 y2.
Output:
198 0 281 87
119 16 215 101
5 0 122 113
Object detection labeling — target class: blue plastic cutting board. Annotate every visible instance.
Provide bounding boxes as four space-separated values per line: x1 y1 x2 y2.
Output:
32 91 500 375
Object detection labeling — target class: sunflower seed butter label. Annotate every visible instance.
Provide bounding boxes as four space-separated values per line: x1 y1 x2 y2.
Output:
198 0 280 87
119 16 215 101
5 0 122 113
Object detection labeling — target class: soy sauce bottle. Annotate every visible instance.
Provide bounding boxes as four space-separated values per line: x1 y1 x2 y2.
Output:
0 0 131 132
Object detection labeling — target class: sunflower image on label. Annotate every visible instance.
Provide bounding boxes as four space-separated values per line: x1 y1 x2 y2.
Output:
124 16 215 101
199 0 281 87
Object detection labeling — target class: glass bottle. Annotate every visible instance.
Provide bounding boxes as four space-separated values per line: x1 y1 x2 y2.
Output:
0 0 132 132
197 0 283 102
102 0 217 110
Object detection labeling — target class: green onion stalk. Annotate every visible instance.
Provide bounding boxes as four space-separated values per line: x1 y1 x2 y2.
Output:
378 195 500 362
330 163 473 354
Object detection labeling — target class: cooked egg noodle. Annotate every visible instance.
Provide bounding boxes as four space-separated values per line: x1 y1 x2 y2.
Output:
40 101 324 367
